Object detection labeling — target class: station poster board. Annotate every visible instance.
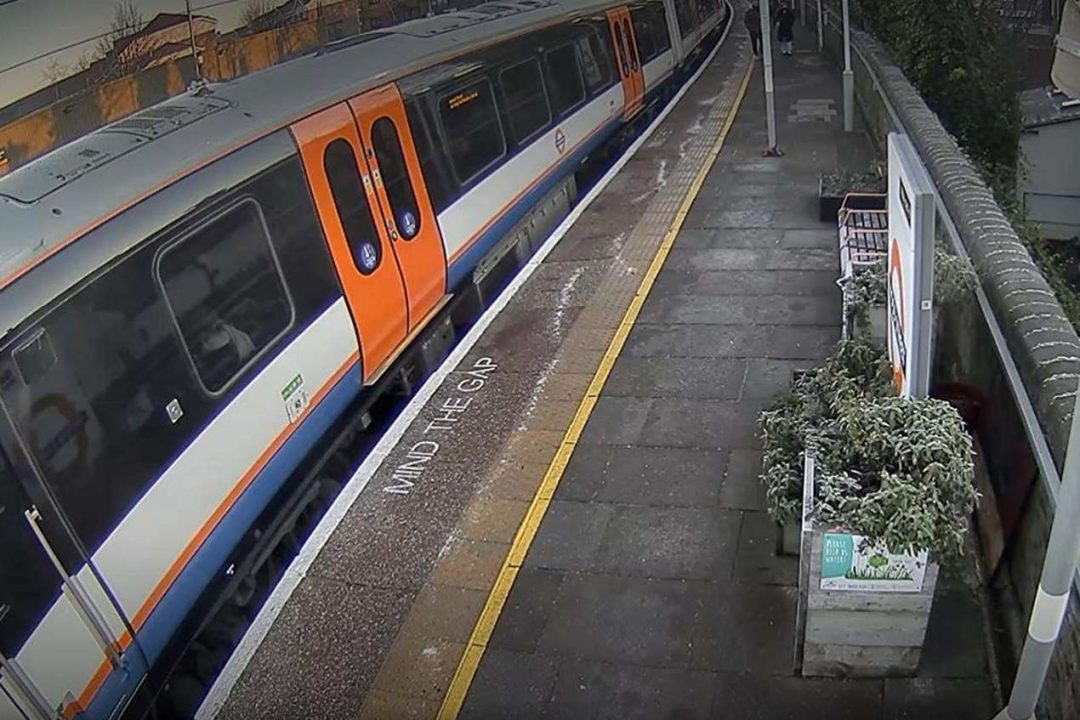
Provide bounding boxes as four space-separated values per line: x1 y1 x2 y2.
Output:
886 133 935 398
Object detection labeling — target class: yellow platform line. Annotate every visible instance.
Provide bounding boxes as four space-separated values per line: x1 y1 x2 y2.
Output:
436 60 754 720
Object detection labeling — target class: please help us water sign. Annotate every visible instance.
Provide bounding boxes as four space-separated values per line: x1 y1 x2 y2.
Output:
820 532 928 593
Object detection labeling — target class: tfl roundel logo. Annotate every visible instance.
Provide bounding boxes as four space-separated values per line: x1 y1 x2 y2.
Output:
554 128 567 155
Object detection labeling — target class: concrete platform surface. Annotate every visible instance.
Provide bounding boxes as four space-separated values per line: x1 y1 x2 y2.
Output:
206 15 999 720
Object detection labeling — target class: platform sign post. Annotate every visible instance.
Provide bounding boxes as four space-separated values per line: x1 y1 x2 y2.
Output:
886 133 935 398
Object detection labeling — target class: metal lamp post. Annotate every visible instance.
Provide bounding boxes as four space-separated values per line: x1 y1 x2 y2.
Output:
816 0 823 52
759 1 780 155
841 0 854 131
841 0 853 131
994 389 1080 720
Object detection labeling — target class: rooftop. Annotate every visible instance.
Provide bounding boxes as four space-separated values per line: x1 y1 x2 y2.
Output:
1021 85 1080 128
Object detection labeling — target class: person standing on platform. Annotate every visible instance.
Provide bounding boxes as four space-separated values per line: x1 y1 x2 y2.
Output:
776 2 796 56
744 2 762 56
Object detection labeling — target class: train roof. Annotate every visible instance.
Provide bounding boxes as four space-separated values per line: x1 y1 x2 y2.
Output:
0 0 618 292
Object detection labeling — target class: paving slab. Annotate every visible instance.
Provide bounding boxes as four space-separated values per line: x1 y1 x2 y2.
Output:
605 356 747 398
534 574 706 666
542 661 717 720
710 674 884 720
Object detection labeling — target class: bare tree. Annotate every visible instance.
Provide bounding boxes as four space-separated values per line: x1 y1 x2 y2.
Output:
94 1 148 78
41 59 71 85
241 0 276 27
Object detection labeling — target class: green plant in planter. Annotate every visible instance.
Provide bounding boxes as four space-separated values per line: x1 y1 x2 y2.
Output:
759 338 978 560
820 161 887 197
759 339 892 524
814 395 977 559
841 261 887 330
841 247 978 333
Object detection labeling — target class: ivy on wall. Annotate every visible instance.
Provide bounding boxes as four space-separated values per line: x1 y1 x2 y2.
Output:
855 0 1022 198
855 0 1080 331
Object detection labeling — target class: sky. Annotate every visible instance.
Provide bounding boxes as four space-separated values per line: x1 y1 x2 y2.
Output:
0 0 248 108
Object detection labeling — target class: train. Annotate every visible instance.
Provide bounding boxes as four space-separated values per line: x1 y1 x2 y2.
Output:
0 0 729 717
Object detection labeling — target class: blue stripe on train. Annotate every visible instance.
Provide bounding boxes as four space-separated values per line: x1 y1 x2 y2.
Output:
84 362 363 720
85 107 623 720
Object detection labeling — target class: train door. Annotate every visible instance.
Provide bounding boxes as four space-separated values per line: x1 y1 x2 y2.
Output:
606 7 645 117
292 105 409 382
0 442 136 720
348 84 447 330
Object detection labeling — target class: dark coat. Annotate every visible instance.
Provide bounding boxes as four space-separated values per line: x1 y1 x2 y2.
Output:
744 6 762 36
776 7 795 41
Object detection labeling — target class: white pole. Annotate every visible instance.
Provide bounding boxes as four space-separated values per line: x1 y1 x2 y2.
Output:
816 0 823 52
800 0 807 26
760 1 779 153
842 0 854 132
995 390 1080 720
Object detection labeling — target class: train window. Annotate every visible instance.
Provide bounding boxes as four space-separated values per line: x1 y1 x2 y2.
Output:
674 0 694 38
577 28 614 94
406 98 454 212
613 23 629 76
623 19 640 72
631 8 657 61
652 3 673 53
499 58 551 146
632 4 671 62
439 78 506 185
0 158 333 557
159 200 294 395
371 117 421 240
544 44 585 117
324 138 384 274
1 243 201 554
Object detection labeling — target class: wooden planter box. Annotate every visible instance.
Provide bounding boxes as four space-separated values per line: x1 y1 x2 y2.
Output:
796 456 939 678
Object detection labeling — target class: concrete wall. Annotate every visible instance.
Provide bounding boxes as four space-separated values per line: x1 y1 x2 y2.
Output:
0 20 324 172
816 9 1080 719
1019 121 1080 241
0 57 196 170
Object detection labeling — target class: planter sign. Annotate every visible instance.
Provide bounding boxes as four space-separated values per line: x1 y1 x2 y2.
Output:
886 133 935 398
820 532 928 592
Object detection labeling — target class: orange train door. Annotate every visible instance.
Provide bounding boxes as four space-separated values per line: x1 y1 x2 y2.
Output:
291 104 408 380
606 7 645 117
348 84 447 331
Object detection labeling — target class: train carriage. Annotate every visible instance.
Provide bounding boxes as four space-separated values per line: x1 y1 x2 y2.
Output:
0 0 728 717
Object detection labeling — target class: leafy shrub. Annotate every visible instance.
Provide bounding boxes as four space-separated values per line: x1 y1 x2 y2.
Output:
840 247 977 332
759 340 978 559
854 0 1021 198
759 338 892 523
820 162 887 196
816 396 977 558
